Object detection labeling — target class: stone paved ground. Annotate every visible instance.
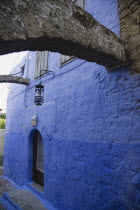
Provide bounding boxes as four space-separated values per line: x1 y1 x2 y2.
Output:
0 168 53 210
6 189 48 210
0 167 16 197
0 167 16 209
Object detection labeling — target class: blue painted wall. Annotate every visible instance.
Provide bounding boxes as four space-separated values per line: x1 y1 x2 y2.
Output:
4 0 140 209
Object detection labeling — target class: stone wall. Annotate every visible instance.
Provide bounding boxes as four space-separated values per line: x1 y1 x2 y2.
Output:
118 0 140 73
0 0 126 69
0 129 5 166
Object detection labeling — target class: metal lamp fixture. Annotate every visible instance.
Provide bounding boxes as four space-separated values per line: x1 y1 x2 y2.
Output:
34 69 54 106
34 84 44 106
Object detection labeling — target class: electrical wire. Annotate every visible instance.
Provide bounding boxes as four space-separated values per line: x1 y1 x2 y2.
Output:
9 53 27 76
10 69 24 76
10 52 20 71
8 59 87 102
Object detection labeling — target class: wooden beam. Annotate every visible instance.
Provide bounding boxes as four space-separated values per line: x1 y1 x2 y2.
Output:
0 75 30 85
0 0 127 69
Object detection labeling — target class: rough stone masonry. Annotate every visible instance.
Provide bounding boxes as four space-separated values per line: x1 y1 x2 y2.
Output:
118 0 140 73
0 0 126 69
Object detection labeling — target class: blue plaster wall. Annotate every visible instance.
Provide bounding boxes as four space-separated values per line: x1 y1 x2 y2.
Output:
4 0 140 209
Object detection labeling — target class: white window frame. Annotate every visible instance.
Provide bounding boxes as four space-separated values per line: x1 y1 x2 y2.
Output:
35 51 49 79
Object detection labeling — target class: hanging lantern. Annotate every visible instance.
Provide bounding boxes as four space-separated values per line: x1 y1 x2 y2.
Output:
34 84 44 106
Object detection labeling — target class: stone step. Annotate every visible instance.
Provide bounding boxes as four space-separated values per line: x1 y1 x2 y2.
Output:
0 176 17 198
0 177 56 210
3 189 48 210
0 197 16 210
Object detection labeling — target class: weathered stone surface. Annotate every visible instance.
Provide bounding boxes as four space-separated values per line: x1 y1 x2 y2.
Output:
7 189 48 210
0 176 16 197
0 0 126 69
0 75 29 85
118 0 140 73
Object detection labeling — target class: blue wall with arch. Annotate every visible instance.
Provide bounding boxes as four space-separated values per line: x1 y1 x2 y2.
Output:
27 128 46 184
4 0 140 209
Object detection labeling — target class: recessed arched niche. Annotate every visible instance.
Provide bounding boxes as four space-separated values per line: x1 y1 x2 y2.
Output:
31 129 44 187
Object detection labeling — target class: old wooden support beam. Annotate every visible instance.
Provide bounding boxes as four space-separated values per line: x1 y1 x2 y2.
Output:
0 75 30 85
0 0 127 69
